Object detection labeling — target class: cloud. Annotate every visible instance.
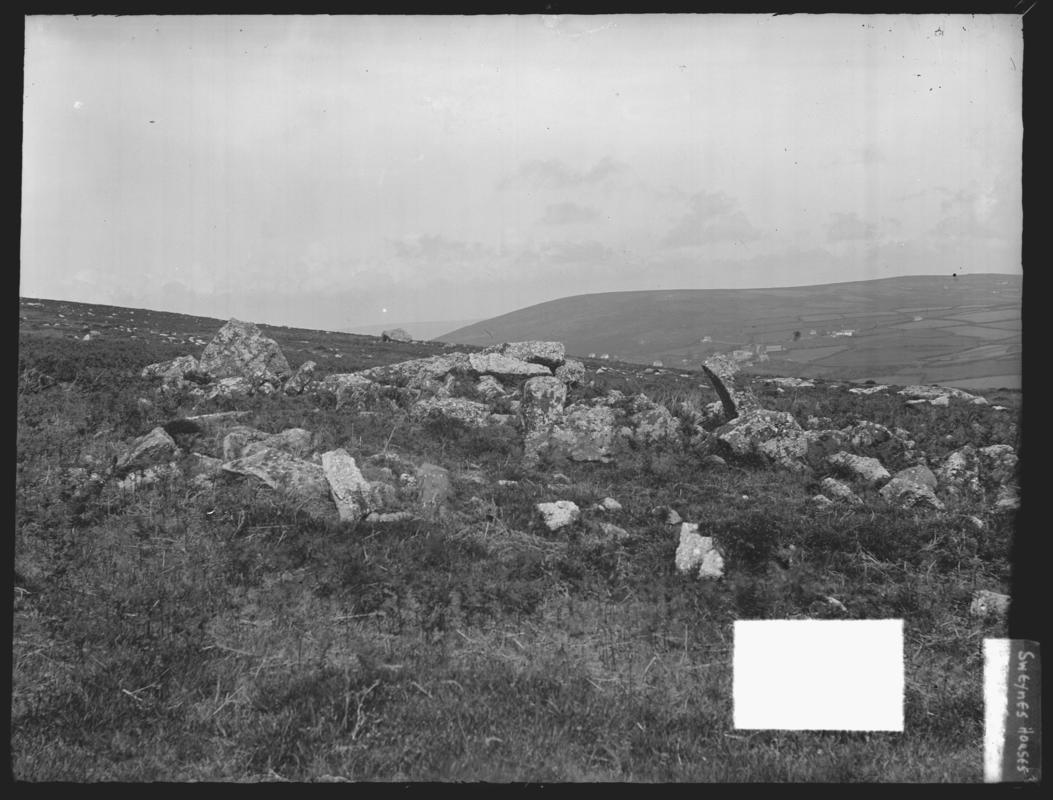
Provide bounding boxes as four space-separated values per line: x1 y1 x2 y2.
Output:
826 212 879 241
390 233 495 263
539 202 601 225
662 191 761 247
503 156 628 189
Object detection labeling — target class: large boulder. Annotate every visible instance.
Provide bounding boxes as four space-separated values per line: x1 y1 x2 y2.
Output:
357 353 471 390
283 360 318 395
321 448 374 523
116 427 179 475
554 359 586 386
491 341 566 369
381 328 412 343
221 448 333 519
546 403 618 463
879 466 945 510
412 397 493 428
315 373 378 408
199 319 291 384
827 452 891 487
716 410 809 470
467 352 551 379
630 403 682 446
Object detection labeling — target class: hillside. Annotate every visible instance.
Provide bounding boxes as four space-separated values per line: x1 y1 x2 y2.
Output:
439 274 1021 390
15 296 1023 781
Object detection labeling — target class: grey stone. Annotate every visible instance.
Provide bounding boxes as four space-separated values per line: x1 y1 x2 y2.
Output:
199 318 291 383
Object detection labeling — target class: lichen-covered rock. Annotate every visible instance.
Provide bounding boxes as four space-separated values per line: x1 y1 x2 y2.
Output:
205 376 255 401
412 397 493 428
357 353 471 389
717 410 809 470
475 375 506 401
141 355 201 384
545 403 618 463
222 448 333 519
521 376 568 463
417 463 451 517
937 446 982 498
116 427 179 475
467 352 551 379
221 426 271 461
283 360 318 395
536 500 580 531
554 358 586 386
599 497 622 512
820 477 863 506
879 467 945 510
631 404 682 446
490 341 566 369
321 448 374 523
243 428 314 460
979 445 1018 488
827 452 891 487
199 319 291 383
314 373 378 409
675 523 724 579
381 328 412 342
117 462 182 492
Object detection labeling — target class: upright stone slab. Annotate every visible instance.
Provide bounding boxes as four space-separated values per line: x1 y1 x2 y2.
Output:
321 448 374 523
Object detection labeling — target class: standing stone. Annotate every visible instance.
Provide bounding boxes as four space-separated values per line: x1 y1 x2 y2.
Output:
321 449 374 523
675 523 725 579
199 319 291 383
521 376 568 464
417 463 451 517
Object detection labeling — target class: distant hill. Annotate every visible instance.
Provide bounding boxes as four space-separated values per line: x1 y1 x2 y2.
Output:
439 274 1022 389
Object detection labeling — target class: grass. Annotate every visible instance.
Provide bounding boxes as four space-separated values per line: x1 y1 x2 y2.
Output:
13 297 1019 781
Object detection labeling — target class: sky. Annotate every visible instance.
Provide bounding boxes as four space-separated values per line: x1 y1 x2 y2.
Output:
21 14 1023 332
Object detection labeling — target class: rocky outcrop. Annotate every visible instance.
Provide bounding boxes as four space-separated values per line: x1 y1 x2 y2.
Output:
199 319 291 384
937 446 982 498
315 373 378 409
357 353 471 390
554 359 586 386
141 355 202 385
381 328 412 343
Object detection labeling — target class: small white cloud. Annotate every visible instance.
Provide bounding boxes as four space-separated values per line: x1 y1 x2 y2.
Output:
73 100 84 110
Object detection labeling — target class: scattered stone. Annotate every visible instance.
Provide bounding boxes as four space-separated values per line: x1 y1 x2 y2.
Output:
536 500 580 531
994 484 1020 511
820 477 863 506
969 590 1009 621
600 497 622 512
765 377 815 389
475 375 506 401
827 452 891 487
199 318 291 383
702 454 727 468
979 445 1018 487
631 403 682 446
221 426 270 461
141 355 201 384
222 448 332 518
283 360 318 395
930 395 950 408
496 479 519 487
316 373 377 408
675 523 724 579
811 494 833 508
848 384 889 395
116 462 181 492
357 352 471 390
937 446 981 498
243 428 314 460
321 448 374 523
595 522 629 542
116 427 179 475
